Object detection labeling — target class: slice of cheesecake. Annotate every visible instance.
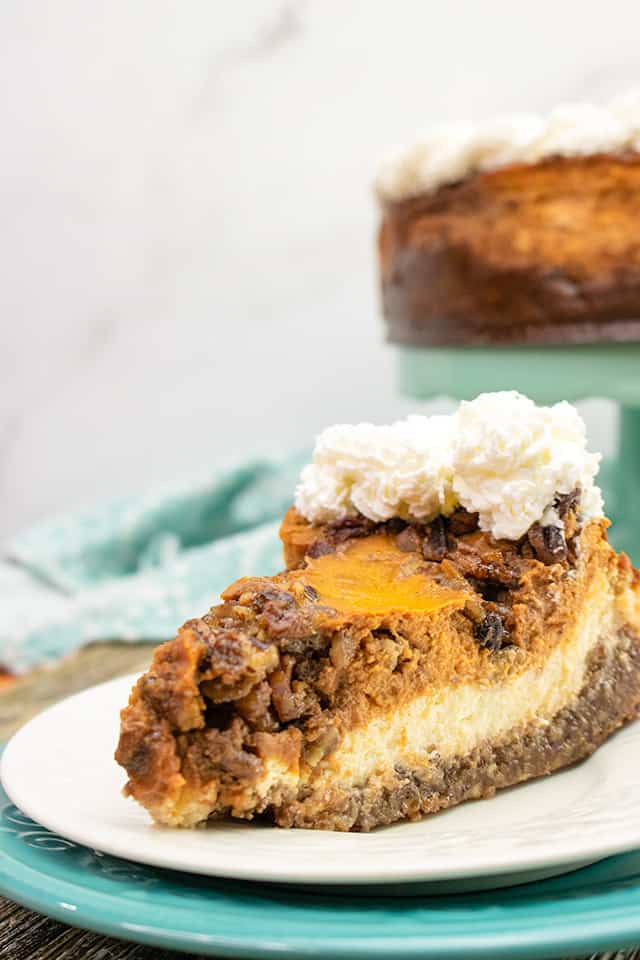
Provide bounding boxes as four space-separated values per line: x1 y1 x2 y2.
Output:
116 394 640 831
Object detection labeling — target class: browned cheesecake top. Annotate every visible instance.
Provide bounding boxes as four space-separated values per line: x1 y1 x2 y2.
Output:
277 499 616 663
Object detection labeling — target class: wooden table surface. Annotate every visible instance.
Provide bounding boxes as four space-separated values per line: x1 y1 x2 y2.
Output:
0 641 639 960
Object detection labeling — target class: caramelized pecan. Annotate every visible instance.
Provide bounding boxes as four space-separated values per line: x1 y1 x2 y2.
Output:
528 523 567 564
422 517 448 562
447 508 480 536
395 526 422 553
475 612 508 651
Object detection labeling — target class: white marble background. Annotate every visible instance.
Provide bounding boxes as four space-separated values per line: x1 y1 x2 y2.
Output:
0 0 636 540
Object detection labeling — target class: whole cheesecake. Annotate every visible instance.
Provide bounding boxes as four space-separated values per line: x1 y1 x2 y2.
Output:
377 96 640 346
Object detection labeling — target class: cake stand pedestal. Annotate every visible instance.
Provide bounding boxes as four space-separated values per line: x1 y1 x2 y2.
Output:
397 343 640 561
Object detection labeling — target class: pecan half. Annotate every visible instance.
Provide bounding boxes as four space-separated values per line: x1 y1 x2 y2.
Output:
447 508 480 536
475 612 508 651
422 517 448 562
528 523 567 564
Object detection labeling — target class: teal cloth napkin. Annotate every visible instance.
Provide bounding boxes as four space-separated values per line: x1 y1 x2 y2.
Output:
0 452 308 672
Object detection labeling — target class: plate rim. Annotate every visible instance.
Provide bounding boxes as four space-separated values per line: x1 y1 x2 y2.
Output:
3 826 640 960
2 672 640 885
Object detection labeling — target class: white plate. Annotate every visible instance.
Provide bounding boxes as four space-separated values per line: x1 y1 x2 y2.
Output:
2 673 640 887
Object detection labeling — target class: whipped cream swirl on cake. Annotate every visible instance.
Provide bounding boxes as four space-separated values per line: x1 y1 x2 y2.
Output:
295 415 457 526
376 91 640 201
295 392 603 540
452 392 603 540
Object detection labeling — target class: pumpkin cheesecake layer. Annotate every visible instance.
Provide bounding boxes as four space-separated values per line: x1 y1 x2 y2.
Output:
116 505 640 831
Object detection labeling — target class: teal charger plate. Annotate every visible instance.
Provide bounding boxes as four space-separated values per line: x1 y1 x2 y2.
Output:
2 781 640 959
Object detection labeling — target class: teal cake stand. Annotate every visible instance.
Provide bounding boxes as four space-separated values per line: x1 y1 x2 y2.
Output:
397 343 640 562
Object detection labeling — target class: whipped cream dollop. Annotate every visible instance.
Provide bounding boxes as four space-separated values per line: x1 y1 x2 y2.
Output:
295 415 457 525
295 392 603 541
376 91 640 202
452 392 603 540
